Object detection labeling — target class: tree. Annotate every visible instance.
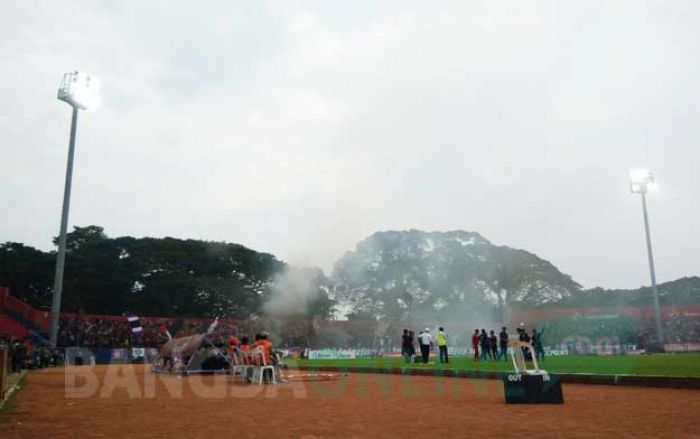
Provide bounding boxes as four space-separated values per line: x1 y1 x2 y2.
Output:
53 225 107 251
0 242 55 307
483 246 581 321
3 226 288 318
332 230 582 329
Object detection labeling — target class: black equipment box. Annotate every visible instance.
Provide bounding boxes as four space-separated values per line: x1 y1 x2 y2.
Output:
503 373 564 404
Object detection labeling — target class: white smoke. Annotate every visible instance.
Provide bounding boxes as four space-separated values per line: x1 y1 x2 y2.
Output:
263 266 328 316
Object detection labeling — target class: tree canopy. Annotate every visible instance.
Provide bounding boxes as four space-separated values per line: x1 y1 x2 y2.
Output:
1 226 333 319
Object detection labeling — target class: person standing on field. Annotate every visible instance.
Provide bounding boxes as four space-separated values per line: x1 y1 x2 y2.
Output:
479 329 490 361
499 327 509 362
401 329 411 363
472 329 480 362
489 330 498 360
532 327 546 362
518 326 532 361
419 328 432 364
408 330 416 363
437 327 449 363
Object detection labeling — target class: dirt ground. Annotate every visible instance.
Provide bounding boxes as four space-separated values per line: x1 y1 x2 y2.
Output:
1 365 699 438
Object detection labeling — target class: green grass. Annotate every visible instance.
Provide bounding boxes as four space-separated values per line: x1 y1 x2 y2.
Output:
296 354 700 377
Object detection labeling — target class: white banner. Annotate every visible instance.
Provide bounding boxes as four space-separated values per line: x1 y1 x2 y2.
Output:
308 349 357 360
131 347 146 359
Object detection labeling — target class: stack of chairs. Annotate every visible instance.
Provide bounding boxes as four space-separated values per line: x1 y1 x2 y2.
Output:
230 345 285 385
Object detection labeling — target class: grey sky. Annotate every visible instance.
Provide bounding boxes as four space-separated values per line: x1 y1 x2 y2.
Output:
1 0 698 290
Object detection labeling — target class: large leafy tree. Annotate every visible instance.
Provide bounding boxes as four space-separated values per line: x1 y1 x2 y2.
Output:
2 226 290 318
332 230 498 340
481 246 581 321
0 242 55 307
332 230 582 331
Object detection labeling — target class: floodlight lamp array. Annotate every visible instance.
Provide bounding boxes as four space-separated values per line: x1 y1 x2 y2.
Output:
57 71 100 110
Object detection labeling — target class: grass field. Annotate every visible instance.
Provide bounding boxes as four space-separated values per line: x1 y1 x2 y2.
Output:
297 353 700 377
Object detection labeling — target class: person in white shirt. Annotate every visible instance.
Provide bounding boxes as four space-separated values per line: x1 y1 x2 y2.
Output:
418 328 432 363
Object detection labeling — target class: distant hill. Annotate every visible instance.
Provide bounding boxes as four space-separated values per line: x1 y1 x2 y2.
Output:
554 277 700 309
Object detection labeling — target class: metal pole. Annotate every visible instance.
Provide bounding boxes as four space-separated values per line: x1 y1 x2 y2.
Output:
49 106 79 347
640 192 664 347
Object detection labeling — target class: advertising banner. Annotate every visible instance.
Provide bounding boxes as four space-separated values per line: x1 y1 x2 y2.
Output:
308 349 357 360
663 343 700 352
109 348 129 363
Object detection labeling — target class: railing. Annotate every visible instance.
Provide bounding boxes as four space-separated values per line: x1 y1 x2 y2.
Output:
0 287 50 331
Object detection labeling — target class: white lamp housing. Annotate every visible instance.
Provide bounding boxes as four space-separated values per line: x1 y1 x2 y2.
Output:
630 168 654 194
57 71 100 110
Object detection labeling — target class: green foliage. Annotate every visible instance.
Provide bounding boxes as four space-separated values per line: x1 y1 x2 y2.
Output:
52 225 107 251
331 230 580 326
482 245 581 320
0 242 54 307
555 277 700 308
3 226 698 323
1 226 334 320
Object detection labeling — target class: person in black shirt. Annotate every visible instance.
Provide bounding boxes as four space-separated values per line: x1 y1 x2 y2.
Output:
518 327 532 361
532 327 546 362
401 329 411 363
489 330 498 360
498 327 509 362
407 330 416 363
479 329 490 361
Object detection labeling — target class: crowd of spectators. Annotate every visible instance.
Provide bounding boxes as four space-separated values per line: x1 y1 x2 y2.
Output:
4 338 63 373
57 314 246 348
540 314 639 348
58 316 132 347
49 311 700 350
638 314 700 344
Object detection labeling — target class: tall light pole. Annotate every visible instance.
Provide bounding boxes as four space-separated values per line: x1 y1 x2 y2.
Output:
50 71 100 347
630 168 664 350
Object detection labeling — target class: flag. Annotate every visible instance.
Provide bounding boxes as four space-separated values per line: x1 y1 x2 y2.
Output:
161 323 172 341
128 316 143 334
207 317 219 334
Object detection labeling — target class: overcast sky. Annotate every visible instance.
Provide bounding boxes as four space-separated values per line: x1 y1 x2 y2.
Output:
1 0 699 289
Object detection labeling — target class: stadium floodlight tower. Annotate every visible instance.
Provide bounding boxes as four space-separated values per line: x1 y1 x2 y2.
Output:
50 71 100 348
630 168 664 350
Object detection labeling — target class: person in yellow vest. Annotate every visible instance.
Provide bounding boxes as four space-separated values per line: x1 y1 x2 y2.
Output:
437 326 449 363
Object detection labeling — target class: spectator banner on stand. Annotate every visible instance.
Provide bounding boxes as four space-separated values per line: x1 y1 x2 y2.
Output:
131 347 146 363
109 348 129 363
128 316 143 334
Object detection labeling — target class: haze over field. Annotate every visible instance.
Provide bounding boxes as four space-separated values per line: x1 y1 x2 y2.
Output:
2 0 699 290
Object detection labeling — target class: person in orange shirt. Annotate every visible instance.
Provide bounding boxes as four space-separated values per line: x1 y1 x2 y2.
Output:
239 335 251 364
227 335 239 357
253 332 285 383
253 332 274 365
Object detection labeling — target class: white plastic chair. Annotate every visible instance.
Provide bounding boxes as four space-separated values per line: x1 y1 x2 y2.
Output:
229 347 251 382
250 346 276 385
508 340 546 375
